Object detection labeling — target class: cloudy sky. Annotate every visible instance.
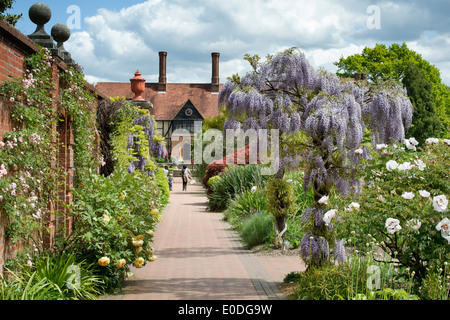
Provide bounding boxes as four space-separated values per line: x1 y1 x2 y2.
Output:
12 0 450 86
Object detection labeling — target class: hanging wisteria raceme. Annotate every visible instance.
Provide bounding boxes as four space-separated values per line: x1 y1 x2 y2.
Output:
365 84 413 146
127 114 165 174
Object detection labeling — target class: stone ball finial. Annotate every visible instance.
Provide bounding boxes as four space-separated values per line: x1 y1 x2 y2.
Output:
29 3 52 26
51 23 70 44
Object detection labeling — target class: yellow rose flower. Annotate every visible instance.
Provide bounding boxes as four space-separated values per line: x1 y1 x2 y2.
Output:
102 214 110 223
133 257 145 268
135 235 145 240
131 238 144 247
149 209 159 216
135 247 143 255
98 256 110 267
148 255 157 262
148 246 154 254
115 259 126 269
147 230 154 236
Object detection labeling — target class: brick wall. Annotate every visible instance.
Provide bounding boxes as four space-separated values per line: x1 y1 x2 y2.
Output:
0 20 105 271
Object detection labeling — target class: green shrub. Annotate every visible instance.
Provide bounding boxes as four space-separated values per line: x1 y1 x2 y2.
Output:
333 139 450 284
155 166 170 206
240 212 274 249
207 165 267 211
58 167 162 292
419 263 450 300
290 264 358 300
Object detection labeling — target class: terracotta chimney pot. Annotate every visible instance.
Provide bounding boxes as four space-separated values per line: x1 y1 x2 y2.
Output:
130 70 146 101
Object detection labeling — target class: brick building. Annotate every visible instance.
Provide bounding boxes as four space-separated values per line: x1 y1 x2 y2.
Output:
96 52 223 161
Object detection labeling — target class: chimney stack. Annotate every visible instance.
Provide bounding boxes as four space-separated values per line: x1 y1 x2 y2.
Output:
211 52 220 92
158 51 167 92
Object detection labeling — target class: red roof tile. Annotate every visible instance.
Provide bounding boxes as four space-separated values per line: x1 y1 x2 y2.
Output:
95 82 223 120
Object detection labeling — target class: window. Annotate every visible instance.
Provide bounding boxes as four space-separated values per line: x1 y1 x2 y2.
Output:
173 120 195 133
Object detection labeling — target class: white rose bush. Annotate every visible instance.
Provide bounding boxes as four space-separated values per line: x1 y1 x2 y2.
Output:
333 137 449 287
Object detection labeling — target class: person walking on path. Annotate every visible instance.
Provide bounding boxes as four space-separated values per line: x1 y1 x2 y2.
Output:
168 173 173 191
180 165 191 191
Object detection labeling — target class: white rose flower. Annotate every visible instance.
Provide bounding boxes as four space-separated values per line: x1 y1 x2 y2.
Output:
318 195 329 204
347 202 360 212
376 144 388 150
385 218 402 234
436 218 450 237
386 160 399 171
425 137 439 145
398 162 413 171
404 139 416 151
414 159 426 171
251 186 257 192
354 148 363 155
433 195 448 213
323 209 337 224
418 190 430 198
401 192 415 200
409 137 419 146
408 219 422 230
444 139 450 146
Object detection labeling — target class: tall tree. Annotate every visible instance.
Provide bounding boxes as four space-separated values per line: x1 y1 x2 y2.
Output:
219 47 413 266
0 0 22 26
335 43 450 141
402 62 446 143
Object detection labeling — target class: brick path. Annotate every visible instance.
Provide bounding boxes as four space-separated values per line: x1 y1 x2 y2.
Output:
103 179 305 300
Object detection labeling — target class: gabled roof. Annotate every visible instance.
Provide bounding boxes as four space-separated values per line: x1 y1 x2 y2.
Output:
173 99 204 121
95 82 223 121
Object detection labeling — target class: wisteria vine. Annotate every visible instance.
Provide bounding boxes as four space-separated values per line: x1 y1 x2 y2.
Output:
219 47 413 267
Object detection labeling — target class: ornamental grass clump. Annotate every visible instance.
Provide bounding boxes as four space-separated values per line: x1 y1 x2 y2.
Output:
240 212 274 249
224 188 267 228
206 164 267 212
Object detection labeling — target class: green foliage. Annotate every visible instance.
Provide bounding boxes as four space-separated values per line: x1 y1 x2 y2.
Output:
206 165 267 212
285 170 315 247
0 47 98 257
288 250 418 300
109 103 148 168
0 0 21 26
224 188 267 227
60 167 161 290
155 166 170 206
290 264 360 300
419 263 450 300
60 65 99 188
334 42 450 138
240 212 274 249
0 254 104 300
402 62 448 143
266 177 296 218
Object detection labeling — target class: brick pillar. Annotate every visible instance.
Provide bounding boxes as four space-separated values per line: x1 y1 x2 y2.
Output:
211 52 220 92
158 51 167 92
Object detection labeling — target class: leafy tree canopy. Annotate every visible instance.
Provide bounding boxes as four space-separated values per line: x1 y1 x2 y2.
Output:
335 43 449 139
0 0 22 26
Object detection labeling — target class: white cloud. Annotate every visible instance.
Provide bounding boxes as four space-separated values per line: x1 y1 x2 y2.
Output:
62 0 450 86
